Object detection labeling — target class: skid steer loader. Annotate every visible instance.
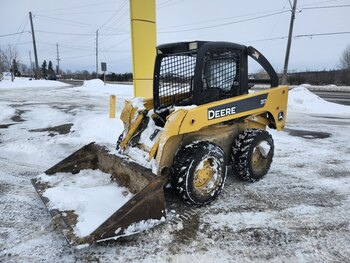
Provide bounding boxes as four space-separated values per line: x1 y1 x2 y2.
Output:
32 41 288 246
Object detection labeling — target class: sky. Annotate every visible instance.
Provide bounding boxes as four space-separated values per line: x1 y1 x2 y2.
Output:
0 0 349 74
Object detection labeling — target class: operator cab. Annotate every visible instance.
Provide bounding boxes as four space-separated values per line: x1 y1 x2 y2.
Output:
153 41 278 123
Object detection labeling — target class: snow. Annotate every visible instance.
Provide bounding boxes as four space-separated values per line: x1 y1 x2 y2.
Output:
256 141 271 157
129 97 146 110
82 79 105 88
138 111 163 150
0 77 70 89
0 102 15 122
38 170 134 237
123 147 159 174
0 80 350 262
121 217 166 237
288 86 350 115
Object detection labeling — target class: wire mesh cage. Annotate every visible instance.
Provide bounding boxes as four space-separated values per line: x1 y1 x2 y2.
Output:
203 49 239 94
156 48 240 109
158 52 196 109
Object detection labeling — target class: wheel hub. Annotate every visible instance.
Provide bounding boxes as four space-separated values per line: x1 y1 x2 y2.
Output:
194 160 213 188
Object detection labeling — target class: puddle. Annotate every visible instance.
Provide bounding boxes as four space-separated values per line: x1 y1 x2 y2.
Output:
29 123 73 136
51 105 77 115
0 124 15 129
11 110 27 122
284 128 331 139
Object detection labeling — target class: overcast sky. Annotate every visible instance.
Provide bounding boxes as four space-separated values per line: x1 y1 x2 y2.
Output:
1 0 349 74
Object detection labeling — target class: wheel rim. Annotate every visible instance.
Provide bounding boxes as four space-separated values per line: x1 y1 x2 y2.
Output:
194 159 213 188
251 141 271 174
193 157 222 197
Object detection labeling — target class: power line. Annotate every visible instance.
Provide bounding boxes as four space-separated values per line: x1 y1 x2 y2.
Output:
36 30 128 36
36 30 94 36
63 53 96 60
294 31 350 38
35 10 115 16
14 17 30 48
157 0 184 9
158 10 290 34
35 14 101 29
37 40 96 51
0 31 29 37
299 4 350 10
159 7 292 30
299 0 342 7
37 1 117 14
100 36 130 51
242 31 350 44
98 0 128 30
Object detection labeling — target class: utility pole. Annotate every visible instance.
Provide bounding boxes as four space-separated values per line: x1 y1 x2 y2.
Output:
281 0 297 85
96 30 99 79
56 43 60 75
29 51 34 77
29 12 40 79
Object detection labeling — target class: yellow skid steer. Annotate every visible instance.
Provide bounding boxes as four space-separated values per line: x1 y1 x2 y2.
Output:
32 41 288 246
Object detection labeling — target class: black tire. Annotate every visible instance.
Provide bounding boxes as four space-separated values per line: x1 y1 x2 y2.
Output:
172 141 226 206
116 132 124 150
232 129 274 182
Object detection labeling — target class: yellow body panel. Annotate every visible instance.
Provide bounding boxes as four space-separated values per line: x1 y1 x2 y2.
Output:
178 86 288 135
154 86 288 171
130 0 156 98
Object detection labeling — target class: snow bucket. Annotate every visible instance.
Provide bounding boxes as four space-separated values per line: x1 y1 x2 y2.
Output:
31 143 167 246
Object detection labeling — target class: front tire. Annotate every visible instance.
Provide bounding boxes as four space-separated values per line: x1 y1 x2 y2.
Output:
232 129 274 182
172 141 226 206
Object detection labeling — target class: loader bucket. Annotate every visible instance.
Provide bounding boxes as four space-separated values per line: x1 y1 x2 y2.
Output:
31 142 168 246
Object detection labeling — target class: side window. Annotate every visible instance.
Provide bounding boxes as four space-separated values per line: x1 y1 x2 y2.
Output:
203 50 239 93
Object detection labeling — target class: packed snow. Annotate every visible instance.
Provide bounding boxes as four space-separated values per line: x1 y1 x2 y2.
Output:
0 77 70 89
38 170 134 237
0 81 349 262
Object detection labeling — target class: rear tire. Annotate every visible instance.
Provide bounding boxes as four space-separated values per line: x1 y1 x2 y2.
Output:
172 141 226 206
232 129 274 182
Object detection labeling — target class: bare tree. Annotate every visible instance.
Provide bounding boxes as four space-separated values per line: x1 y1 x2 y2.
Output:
340 45 350 70
0 49 5 72
0 45 20 72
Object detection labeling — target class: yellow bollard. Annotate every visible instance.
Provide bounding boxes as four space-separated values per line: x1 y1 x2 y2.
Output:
110 95 116 118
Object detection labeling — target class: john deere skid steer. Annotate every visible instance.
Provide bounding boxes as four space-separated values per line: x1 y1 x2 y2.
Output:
32 41 288 246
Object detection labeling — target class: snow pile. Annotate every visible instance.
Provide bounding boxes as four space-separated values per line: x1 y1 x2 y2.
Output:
69 113 123 145
82 79 105 88
38 169 134 237
288 86 350 115
0 78 69 89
